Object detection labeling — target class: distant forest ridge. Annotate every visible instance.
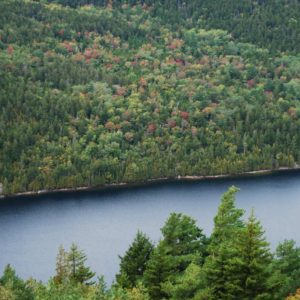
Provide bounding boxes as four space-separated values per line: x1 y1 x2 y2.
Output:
46 0 300 53
0 0 300 195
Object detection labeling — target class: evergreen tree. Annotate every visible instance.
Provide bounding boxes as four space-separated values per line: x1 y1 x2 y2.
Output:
68 243 95 285
210 186 244 246
204 186 245 300
116 231 154 288
144 213 207 299
160 213 207 264
143 243 173 300
94 276 109 300
235 211 273 300
272 240 300 299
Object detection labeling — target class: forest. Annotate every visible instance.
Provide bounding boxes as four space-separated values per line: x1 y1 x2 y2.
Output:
47 0 300 53
1 187 300 299
1 0 300 195
2 1 300 299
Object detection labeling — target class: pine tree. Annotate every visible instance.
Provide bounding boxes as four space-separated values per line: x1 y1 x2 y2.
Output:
116 231 154 288
210 186 244 247
235 211 273 300
144 213 207 299
68 243 95 285
160 213 207 264
272 240 300 299
204 186 245 300
143 244 173 300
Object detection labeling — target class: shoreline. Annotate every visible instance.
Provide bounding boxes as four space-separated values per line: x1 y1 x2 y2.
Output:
1 166 300 200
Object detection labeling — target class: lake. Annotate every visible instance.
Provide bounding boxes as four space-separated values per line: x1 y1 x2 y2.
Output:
0 171 300 284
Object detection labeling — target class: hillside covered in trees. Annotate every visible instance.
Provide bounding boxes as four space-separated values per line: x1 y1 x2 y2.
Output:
1 187 300 299
47 0 300 53
1 0 300 195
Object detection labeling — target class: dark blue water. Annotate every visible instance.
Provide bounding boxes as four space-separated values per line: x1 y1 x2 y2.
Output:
0 172 300 284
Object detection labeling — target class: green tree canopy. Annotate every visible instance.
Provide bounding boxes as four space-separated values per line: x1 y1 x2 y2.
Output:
0 265 34 300
116 231 154 288
144 213 207 299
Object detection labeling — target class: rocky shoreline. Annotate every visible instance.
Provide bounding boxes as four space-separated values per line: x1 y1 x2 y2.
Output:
1 166 300 200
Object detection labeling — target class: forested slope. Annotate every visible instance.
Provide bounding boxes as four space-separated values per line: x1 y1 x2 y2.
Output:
1 0 300 195
47 0 300 53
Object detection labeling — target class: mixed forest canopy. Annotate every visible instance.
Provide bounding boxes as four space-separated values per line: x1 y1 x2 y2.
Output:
47 0 300 53
1 187 300 299
1 0 300 195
